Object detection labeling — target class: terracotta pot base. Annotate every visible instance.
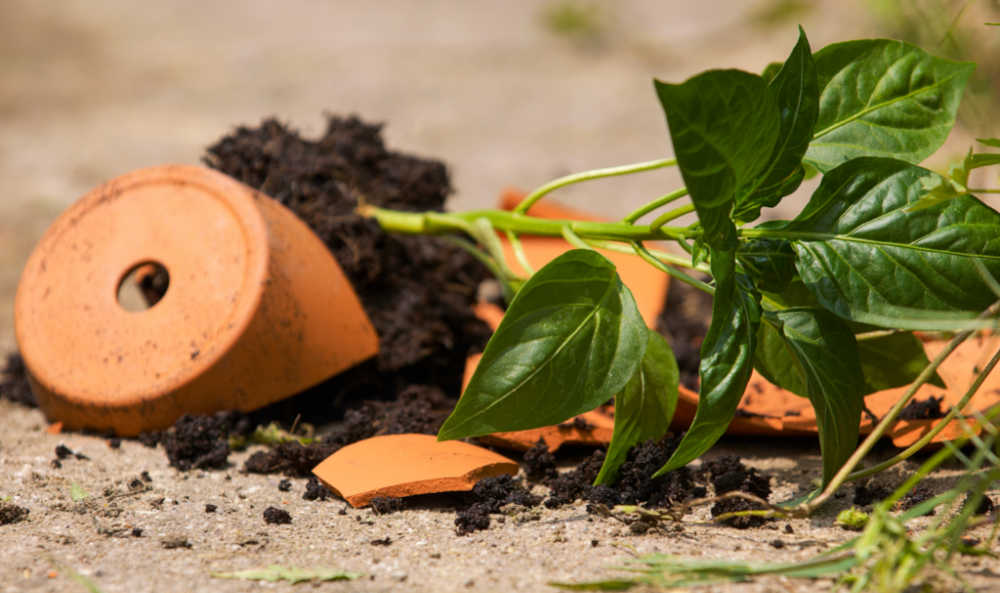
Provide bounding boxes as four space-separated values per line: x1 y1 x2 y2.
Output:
311 434 519 507
15 165 378 436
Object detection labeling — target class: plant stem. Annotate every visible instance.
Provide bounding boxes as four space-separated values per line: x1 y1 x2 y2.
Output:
623 188 688 224
626 241 715 295
649 204 697 231
513 158 676 214
561 226 592 250
845 341 1000 482
968 188 1000 193
361 205 698 243
505 230 535 275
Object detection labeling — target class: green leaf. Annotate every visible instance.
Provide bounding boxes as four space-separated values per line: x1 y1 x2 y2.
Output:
735 27 818 222
655 70 780 247
754 308 864 484
856 330 944 392
805 39 974 172
654 249 759 476
438 250 647 440
977 137 1000 148
211 565 361 584
738 227 797 293
69 482 88 502
786 158 1000 330
595 329 679 485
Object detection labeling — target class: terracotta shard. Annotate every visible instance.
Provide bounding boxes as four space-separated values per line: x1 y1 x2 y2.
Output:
672 335 1000 447
15 165 378 436
311 434 519 508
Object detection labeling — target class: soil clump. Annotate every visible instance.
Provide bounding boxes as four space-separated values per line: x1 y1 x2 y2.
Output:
0 353 34 407
899 395 948 420
204 116 492 424
0 502 29 525
704 455 772 529
655 276 712 390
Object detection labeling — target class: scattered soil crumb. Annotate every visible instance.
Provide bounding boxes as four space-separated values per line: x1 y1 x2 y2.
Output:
606 436 698 507
263 506 292 525
277 479 292 492
962 493 995 516
899 395 947 420
160 537 192 549
522 439 557 481
545 450 606 508
137 431 161 448
0 502 29 525
455 476 541 535
370 497 406 515
370 536 392 546
455 503 492 536
163 413 245 470
205 504 217 513
705 455 772 529
243 442 337 477
855 479 894 507
896 485 935 514
0 352 35 407
303 477 332 501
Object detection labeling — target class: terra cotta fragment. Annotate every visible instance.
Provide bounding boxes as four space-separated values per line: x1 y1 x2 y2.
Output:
311 434 519 507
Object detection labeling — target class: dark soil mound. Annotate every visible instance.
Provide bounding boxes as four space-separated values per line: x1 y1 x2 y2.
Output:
204 116 491 424
162 413 250 470
455 475 541 535
0 353 35 407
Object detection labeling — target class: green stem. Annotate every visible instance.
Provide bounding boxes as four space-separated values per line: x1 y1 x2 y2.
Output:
513 158 676 214
584 239 709 274
505 230 535 275
649 204 697 232
623 188 689 224
845 341 1000 482
561 226 593 250
362 205 698 243
627 241 715 295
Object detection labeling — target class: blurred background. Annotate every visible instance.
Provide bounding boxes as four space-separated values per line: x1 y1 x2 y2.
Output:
3 0 1000 353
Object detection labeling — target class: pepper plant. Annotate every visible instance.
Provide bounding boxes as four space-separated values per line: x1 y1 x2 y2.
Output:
364 28 1000 488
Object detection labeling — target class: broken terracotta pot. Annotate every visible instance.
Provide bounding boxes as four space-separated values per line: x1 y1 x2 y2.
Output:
15 165 378 436
311 433 519 507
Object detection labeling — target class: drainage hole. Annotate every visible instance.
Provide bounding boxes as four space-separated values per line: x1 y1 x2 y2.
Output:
117 261 170 312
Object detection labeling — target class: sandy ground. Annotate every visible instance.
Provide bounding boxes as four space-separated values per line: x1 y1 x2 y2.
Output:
3 1 1000 592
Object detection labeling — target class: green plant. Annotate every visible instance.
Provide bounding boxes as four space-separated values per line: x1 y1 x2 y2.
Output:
552 400 1000 591
364 28 999 488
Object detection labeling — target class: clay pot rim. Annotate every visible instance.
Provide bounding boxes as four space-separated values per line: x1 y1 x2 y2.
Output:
15 165 270 406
